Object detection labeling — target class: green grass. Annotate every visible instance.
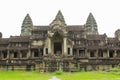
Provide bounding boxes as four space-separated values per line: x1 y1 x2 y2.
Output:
0 71 120 80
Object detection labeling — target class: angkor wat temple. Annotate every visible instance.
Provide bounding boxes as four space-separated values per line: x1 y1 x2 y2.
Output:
0 11 120 72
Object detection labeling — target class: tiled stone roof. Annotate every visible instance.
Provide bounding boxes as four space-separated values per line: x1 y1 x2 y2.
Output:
107 38 119 43
9 36 30 42
33 25 85 31
0 38 9 44
87 35 106 40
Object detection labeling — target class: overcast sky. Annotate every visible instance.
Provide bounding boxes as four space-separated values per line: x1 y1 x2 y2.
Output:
0 0 120 38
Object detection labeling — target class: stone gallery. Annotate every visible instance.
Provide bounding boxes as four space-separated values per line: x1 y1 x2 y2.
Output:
0 11 120 72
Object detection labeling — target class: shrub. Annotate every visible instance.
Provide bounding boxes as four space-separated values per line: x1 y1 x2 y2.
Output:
55 70 63 75
76 67 85 72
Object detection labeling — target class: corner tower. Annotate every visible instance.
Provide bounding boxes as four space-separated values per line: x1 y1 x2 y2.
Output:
85 13 98 35
21 14 33 36
115 29 120 40
0 32 2 38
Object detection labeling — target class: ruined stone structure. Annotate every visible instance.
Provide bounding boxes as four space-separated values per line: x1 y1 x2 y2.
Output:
0 11 120 72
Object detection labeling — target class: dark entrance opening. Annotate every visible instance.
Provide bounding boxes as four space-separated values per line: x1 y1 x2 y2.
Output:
54 42 62 54
26 65 31 71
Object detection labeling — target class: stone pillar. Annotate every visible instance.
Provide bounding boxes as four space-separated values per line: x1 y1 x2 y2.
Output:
48 38 51 54
19 51 22 59
95 50 98 58
70 48 73 55
77 49 79 57
18 50 21 59
42 61 45 72
107 50 109 58
0 51 1 59
38 49 40 57
1 51 3 59
114 50 117 58
43 48 46 56
7 50 10 59
63 37 67 55
27 50 31 58
84 49 87 58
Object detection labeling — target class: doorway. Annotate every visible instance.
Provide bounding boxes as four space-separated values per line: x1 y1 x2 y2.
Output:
26 65 31 71
54 42 62 54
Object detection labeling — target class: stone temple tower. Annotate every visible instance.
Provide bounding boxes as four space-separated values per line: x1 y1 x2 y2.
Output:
85 13 98 35
21 14 33 36
115 29 120 40
0 32 2 38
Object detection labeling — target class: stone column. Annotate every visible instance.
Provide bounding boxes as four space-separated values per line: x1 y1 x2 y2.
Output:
114 50 117 58
70 48 73 56
43 48 46 56
77 49 79 57
107 50 109 58
63 37 67 55
1 51 3 59
42 61 45 72
18 50 21 59
19 51 22 59
27 50 31 59
84 49 87 58
48 38 51 54
0 51 1 59
95 50 98 58
38 49 40 58
7 50 10 59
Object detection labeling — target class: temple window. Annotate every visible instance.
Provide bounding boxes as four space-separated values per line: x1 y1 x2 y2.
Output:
40 49 43 56
46 48 48 54
68 48 70 55
21 53 27 58
34 50 39 57
109 50 114 58
13 52 18 58
73 48 77 56
90 51 95 57
3 51 7 58
116 50 120 57
79 50 85 57
98 50 103 57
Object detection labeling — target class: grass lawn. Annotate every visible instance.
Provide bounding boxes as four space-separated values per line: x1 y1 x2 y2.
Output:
0 71 120 80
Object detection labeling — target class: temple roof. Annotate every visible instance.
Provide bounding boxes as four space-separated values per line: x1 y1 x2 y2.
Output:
0 38 9 44
54 10 65 23
86 13 97 26
33 25 49 31
8 46 29 50
86 34 106 40
9 36 30 42
67 25 85 31
107 38 119 43
33 25 85 31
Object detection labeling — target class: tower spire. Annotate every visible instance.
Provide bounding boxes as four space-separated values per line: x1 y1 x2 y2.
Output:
54 10 65 23
49 10 67 33
86 13 98 35
21 14 33 36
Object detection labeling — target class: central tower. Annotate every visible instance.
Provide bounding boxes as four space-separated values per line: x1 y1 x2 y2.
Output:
48 10 67 55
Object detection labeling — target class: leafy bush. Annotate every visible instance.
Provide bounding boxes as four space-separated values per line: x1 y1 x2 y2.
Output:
55 70 63 75
76 67 85 72
110 65 120 72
